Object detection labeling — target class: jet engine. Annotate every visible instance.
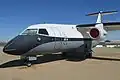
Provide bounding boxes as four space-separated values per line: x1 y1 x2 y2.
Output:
89 28 100 39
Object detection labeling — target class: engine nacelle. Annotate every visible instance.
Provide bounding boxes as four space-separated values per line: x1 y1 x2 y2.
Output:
89 28 100 39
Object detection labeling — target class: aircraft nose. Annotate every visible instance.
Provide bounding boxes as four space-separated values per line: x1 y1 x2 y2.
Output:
3 45 16 53
3 37 25 55
3 35 41 55
3 45 17 54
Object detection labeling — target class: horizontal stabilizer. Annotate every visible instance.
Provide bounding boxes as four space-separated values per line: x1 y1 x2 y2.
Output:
86 11 118 16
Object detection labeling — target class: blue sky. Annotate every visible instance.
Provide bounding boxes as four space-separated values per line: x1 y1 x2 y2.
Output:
0 0 120 41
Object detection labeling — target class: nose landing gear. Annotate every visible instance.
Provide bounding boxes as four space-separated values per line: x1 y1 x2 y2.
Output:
25 61 32 67
20 56 37 67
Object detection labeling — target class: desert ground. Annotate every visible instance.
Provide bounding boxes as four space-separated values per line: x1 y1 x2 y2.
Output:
0 46 120 80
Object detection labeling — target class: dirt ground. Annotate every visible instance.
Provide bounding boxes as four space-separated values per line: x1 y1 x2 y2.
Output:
0 46 120 80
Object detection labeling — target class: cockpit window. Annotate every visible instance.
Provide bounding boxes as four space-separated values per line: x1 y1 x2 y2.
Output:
22 29 38 35
38 29 49 35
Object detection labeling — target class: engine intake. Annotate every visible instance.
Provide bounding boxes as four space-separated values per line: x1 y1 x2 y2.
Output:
89 28 100 39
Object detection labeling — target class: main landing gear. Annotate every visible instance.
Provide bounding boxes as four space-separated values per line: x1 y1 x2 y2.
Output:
20 56 37 67
85 51 92 58
81 50 93 60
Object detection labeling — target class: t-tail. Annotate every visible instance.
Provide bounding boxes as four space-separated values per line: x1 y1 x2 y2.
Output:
87 10 118 23
87 10 118 40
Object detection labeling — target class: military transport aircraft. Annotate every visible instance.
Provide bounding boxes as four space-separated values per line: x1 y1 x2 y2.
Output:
3 11 120 67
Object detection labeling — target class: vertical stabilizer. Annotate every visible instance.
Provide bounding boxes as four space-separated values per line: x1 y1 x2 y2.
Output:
96 12 102 24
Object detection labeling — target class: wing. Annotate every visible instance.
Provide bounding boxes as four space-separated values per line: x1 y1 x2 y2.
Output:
76 22 120 31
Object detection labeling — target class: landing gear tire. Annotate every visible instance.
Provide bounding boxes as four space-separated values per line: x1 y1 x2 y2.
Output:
26 62 32 67
86 52 92 58
20 56 37 67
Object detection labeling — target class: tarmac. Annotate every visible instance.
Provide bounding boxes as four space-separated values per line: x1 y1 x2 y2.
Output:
0 46 120 80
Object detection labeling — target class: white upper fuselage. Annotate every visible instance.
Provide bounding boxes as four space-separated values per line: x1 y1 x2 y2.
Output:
23 24 84 55
25 24 83 38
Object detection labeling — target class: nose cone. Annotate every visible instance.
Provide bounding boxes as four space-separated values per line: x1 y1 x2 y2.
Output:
3 40 20 55
3 35 40 55
3 45 17 54
3 37 25 55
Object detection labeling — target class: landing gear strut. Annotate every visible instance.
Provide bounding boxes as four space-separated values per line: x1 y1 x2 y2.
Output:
84 40 92 59
85 51 92 58
20 56 37 67
79 51 93 60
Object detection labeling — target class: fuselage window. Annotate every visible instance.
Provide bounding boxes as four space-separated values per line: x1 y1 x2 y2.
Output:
22 29 38 35
38 29 49 35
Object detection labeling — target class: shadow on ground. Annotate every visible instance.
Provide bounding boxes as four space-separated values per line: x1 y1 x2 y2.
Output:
91 56 120 61
0 54 85 68
1 54 120 68
0 54 64 68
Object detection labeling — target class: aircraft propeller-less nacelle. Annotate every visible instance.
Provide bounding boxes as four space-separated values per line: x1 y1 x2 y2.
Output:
89 28 100 39
3 11 120 67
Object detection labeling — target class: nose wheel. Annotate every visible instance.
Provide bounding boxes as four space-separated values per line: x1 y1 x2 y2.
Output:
20 56 37 67
25 61 32 67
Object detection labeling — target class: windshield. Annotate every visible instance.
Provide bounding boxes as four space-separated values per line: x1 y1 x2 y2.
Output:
22 29 38 35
